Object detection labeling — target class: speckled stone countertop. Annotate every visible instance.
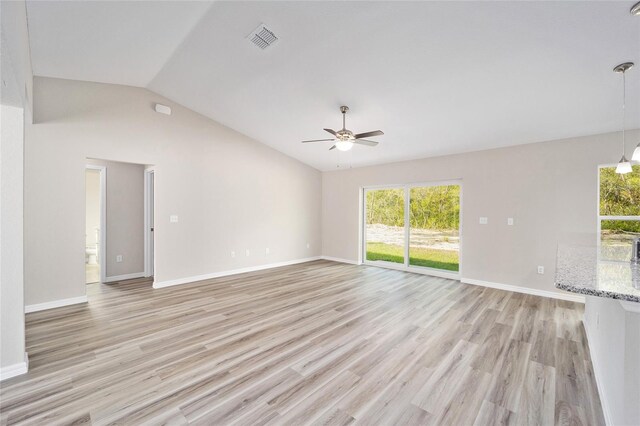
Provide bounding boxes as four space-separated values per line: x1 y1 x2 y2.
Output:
555 245 640 303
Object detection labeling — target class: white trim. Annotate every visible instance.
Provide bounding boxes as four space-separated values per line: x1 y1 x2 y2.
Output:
321 256 360 265
460 277 585 303
25 296 88 313
104 272 146 283
365 260 460 280
619 300 640 313
86 164 107 284
144 169 154 278
583 319 613 426
0 353 28 381
153 257 322 289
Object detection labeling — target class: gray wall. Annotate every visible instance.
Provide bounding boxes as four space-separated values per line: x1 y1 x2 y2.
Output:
322 129 640 296
87 159 145 279
0 0 31 376
25 77 322 305
1 105 26 373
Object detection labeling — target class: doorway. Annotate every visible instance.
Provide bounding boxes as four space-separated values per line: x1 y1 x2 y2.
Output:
144 169 154 278
85 165 106 284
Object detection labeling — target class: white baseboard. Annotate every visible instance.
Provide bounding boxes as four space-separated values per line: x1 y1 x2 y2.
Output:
320 256 360 265
583 319 613 426
460 277 585 303
0 353 28 381
25 295 88 313
104 272 146 283
153 257 322 289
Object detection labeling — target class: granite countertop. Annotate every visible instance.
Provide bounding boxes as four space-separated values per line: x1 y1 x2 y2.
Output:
555 244 640 303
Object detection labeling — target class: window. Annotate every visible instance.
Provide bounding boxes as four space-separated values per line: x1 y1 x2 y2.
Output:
364 182 461 275
598 165 640 261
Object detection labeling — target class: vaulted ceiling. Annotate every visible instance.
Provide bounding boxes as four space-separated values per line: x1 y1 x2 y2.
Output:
26 1 640 171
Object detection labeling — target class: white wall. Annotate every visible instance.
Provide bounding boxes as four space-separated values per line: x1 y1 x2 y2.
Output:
0 0 31 380
322 130 639 297
24 77 321 305
87 158 145 278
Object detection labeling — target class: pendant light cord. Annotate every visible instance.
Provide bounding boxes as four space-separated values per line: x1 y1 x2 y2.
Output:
622 69 626 154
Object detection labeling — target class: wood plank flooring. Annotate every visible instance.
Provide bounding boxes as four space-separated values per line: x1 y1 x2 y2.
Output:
0 260 604 425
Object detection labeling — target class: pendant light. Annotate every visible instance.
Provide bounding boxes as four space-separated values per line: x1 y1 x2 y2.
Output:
631 3 640 162
614 62 634 174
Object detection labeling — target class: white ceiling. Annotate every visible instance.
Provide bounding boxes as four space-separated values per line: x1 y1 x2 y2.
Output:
27 1 640 171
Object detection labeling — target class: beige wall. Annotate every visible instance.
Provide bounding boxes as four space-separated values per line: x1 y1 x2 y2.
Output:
86 159 145 278
25 77 322 305
322 129 640 296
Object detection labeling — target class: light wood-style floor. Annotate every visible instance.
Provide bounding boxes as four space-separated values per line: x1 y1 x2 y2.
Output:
1 260 604 425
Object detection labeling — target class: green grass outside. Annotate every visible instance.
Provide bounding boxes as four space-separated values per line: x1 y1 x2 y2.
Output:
366 242 459 272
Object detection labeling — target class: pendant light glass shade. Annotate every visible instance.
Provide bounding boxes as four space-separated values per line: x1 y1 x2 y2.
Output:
632 143 640 162
616 156 633 174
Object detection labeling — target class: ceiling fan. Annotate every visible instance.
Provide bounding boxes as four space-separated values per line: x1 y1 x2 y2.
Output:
301 106 384 151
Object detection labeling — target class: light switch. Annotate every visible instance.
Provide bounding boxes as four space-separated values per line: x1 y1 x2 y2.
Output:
479 217 488 225
246 249 250 257
170 215 178 223
507 218 514 226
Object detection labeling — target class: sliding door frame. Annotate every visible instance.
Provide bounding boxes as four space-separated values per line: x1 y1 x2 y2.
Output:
361 180 463 280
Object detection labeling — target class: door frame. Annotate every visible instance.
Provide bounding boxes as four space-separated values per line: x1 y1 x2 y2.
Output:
86 164 107 284
144 168 154 278
361 179 463 280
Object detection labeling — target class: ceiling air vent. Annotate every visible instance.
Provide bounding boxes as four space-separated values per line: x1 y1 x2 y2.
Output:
247 23 278 50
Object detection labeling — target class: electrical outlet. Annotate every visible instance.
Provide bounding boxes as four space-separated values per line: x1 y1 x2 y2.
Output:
246 249 250 257
507 218 514 226
116 255 123 263
170 215 178 223
537 266 544 274
265 248 270 255
306 242 310 249
479 217 488 225
231 251 235 258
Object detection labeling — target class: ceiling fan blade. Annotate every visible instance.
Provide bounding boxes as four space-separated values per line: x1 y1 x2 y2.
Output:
355 130 384 139
329 145 336 150
301 138 335 143
353 139 379 147
324 128 338 136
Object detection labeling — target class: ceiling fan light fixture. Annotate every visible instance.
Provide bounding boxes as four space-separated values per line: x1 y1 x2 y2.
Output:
335 140 354 151
616 156 633 174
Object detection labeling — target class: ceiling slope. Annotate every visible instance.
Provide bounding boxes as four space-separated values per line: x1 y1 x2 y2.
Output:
27 1 640 170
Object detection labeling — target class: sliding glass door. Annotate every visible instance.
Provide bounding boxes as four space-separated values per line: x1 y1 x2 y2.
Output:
409 185 460 271
365 188 405 264
364 182 461 276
